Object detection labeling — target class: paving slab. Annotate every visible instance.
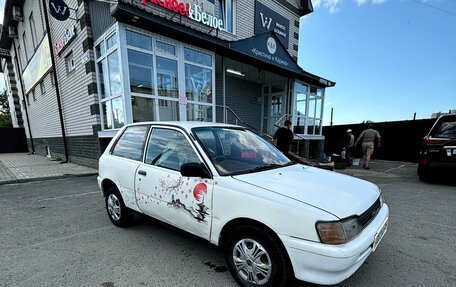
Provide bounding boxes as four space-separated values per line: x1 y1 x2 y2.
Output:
0 153 98 185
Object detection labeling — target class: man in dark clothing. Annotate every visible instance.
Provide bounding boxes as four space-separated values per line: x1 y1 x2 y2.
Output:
273 120 294 154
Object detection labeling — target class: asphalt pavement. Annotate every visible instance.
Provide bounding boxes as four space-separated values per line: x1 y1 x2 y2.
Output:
0 161 455 287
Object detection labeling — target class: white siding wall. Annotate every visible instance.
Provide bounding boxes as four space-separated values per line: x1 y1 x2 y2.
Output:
49 0 100 137
10 0 62 139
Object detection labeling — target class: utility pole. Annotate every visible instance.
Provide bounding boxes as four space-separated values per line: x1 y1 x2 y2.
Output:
330 108 334 126
41 0 69 163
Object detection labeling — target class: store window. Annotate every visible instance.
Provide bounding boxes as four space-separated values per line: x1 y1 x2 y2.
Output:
217 0 236 33
40 81 46 96
22 32 28 60
29 13 37 49
293 82 324 136
66 52 76 73
128 50 153 94
157 57 178 98
95 29 125 130
95 25 215 130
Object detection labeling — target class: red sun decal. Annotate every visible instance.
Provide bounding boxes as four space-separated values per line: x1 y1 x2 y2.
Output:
193 183 207 202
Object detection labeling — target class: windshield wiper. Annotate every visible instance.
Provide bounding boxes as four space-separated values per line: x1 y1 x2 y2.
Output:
246 163 288 173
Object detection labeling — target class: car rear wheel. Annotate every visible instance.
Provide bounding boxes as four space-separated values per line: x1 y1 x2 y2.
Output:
225 226 292 287
105 186 134 227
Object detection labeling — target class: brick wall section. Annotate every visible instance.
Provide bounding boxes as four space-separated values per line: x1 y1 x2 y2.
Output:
29 135 100 168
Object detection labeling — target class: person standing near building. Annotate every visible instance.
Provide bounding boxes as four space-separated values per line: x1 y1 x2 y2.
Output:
355 124 381 169
345 129 355 164
273 120 294 155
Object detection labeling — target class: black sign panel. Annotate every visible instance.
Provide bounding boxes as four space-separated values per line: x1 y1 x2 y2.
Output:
231 33 302 75
254 1 290 48
49 0 70 21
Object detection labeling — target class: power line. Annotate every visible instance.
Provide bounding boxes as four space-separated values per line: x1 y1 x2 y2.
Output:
412 0 456 17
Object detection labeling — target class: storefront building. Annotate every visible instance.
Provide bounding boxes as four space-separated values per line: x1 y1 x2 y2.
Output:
1 0 334 167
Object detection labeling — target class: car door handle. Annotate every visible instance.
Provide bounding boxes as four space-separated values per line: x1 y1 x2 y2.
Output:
138 170 147 176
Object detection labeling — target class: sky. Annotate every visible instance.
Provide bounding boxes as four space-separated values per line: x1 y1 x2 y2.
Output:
0 0 454 125
298 0 456 125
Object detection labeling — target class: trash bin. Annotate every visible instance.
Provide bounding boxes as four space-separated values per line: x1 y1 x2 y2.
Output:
333 156 347 170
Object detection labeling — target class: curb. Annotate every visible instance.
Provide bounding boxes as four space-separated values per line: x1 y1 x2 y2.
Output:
0 172 98 186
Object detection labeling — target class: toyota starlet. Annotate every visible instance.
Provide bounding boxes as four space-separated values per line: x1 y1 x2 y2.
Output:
98 122 389 287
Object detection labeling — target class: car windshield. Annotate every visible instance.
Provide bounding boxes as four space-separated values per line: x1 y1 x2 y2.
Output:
433 117 456 139
192 127 293 176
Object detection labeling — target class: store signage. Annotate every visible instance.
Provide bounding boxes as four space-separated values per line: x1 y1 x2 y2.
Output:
54 26 76 56
231 33 305 75
141 0 224 30
254 1 290 48
23 35 53 94
49 0 71 21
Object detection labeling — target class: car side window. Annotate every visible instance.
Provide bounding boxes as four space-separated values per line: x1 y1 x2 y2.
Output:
145 128 200 171
111 125 150 161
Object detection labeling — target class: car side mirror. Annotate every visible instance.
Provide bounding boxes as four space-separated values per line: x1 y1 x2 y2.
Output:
180 162 211 179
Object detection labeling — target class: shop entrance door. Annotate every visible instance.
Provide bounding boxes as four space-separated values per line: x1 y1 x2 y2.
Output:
262 91 284 135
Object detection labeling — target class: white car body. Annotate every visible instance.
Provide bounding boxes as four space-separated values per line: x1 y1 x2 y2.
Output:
98 122 389 285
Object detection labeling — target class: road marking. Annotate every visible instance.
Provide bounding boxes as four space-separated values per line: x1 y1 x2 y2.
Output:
41 191 100 201
385 164 406 173
3 226 112 251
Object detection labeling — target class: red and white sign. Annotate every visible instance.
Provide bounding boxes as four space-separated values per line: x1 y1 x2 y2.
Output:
141 0 224 30
54 26 76 56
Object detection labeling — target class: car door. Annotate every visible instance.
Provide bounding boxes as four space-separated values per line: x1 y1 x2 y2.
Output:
135 127 214 239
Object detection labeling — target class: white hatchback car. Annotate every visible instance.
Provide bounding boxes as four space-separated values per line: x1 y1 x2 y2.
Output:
98 122 389 287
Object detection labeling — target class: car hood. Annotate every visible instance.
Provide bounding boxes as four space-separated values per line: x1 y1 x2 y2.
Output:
232 164 380 219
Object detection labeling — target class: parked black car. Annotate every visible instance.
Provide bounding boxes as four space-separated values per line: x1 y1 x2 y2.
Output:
417 115 456 181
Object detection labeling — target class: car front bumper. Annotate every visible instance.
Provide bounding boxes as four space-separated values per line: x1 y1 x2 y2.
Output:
97 176 103 195
279 203 389 285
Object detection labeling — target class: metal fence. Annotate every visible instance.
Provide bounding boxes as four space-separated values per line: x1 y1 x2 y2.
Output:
0 128 28 153
322 119 436 163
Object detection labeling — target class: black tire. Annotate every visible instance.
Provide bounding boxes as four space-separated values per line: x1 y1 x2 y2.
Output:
105 186 134 227
225 225 292 287
417 163 432 182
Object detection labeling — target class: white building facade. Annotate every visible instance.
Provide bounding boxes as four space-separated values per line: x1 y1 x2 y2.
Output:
1 0 334 167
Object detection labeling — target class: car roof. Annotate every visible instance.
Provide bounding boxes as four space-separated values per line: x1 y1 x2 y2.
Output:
125 121 245 133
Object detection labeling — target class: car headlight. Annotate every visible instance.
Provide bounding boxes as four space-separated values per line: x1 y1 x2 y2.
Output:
316 217 364 245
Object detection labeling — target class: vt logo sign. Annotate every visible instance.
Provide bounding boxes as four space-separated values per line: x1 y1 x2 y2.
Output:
260 13 272 30
49 0 70 21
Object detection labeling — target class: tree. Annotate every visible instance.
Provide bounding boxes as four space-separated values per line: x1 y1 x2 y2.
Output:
0 89 12 128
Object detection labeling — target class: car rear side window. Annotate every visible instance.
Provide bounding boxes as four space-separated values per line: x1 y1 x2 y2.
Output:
112 125 150 161
434 118 456 138
145 128 200 171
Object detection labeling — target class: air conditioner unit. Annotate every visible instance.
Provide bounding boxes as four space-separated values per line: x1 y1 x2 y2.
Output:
12 6 23 22
8 26 18 38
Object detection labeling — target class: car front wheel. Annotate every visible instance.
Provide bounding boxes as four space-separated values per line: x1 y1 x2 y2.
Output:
105 186 134 227
225 226 292 287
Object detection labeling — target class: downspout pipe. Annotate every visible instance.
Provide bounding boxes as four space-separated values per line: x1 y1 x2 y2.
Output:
12 41 35 154
41 0 69 163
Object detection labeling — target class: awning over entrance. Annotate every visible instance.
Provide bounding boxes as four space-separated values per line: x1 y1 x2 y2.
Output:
230 32 335 88
112 1 335 88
